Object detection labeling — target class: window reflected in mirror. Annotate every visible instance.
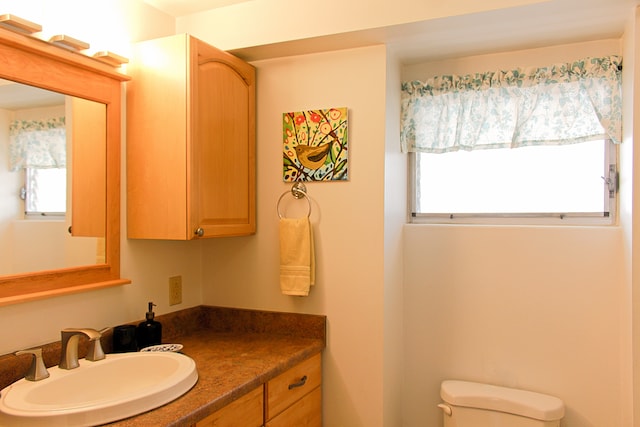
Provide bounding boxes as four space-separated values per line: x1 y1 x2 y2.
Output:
24 167 67 214
0 79 106 276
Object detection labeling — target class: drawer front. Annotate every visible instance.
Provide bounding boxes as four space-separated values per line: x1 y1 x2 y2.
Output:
196 386 264 427
265 386 321 427
266 353 322 420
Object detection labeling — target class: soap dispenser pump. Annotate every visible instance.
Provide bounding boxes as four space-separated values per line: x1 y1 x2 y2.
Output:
136 301 162 349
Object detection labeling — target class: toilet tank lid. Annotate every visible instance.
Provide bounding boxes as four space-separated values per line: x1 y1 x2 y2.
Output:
440 380 565 421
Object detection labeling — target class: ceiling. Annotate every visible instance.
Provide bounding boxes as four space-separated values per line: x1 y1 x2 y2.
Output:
142 0 637 63
142 0 253 16
0 80 64 110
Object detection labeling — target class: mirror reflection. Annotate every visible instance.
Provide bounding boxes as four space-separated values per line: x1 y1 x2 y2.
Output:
0 79 106 276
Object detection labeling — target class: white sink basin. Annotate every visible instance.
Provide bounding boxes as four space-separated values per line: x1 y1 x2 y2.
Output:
0 351 198 426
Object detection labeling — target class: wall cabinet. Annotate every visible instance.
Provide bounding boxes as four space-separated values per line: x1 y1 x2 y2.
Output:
127 34 256 240
194 354 321 427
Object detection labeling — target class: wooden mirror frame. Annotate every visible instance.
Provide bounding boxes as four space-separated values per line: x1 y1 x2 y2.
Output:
0 27 130 306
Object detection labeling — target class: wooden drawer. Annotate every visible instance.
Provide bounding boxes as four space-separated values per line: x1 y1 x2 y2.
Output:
265 386 321 427
196 386 263 427
265 353 322 420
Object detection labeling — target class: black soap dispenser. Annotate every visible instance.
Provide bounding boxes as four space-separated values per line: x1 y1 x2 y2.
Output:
136 301 162 350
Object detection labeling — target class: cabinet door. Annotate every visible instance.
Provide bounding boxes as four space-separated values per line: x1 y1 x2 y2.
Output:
190 40 256 238
196 386 263 427
70 97 106 238
127 34 189 240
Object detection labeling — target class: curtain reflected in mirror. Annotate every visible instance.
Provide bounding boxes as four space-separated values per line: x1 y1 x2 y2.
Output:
0 79 106 275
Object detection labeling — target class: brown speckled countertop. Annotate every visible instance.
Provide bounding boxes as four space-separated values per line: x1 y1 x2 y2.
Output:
0 306 326 427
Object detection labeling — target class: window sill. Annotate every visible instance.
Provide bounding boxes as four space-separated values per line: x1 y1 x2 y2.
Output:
410 213 614 227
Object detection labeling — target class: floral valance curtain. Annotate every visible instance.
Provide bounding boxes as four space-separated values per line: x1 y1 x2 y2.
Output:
400 56 623 153
9 117 66 171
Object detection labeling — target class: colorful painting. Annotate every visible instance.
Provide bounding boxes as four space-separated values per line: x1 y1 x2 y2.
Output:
283 107 348 182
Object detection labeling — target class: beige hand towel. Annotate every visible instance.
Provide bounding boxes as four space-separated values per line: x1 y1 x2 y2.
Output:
279 217 315 296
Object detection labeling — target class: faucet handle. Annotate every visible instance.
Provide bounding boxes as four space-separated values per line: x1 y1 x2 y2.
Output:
86 333 106 362
15 348 50 381
81 327 108 362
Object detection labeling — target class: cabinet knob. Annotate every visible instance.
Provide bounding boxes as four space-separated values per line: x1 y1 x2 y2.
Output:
194 227 204 237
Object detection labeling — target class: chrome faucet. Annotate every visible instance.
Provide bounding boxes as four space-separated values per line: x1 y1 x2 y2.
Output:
59 328 106 370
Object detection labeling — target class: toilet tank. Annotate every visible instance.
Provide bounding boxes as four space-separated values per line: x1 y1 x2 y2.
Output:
439 380 565 427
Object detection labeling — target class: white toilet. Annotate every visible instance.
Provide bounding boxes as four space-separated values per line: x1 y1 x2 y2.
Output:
438 380 565 427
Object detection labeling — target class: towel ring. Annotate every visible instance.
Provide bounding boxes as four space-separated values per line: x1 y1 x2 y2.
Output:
277 182 312 219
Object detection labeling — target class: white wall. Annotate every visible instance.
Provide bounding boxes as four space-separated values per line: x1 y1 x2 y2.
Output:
199 45 390 426
404 225 627 426
401 40 631 426
401 38 622 79
619 9 636 426
383 47 406 426
628 7 640 426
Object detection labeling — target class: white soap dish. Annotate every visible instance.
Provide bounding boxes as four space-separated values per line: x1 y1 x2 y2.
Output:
140 343 183 353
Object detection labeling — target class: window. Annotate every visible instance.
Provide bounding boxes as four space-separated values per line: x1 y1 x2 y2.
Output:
411 139 616 224
23 167 66 216
401 55 622 225
8 115 67 217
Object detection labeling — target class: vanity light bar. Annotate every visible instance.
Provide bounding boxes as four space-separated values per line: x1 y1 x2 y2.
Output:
0 13 128 68
0 14 42 34
49 34 90 51
93 51 129 66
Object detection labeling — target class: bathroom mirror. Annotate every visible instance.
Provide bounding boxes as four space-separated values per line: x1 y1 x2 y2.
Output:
0 27 130 305
0 81 106 276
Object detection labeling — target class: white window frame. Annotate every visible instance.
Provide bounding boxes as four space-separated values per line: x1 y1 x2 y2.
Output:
409 139 618 226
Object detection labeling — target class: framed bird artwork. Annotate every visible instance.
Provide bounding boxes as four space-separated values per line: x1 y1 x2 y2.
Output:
283 107 348 182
